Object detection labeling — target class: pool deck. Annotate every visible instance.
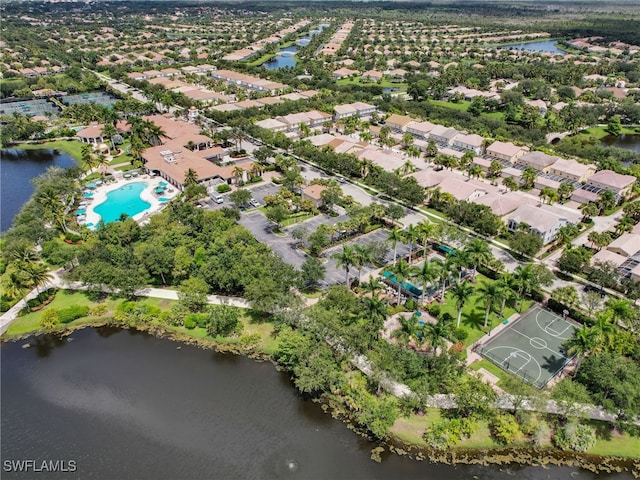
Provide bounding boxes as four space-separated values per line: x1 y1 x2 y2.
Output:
84 175 179 227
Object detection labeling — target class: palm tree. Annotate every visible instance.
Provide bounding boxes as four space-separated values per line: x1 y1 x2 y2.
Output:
496 273 516 315
184 168 199 186
362 272 384 292
417 220 438 260
101 123 118 151
390 259 412 305
451 281 474 328
96 152 110 177
590 314 616 352
392 313 424 348
404 224 420 262
513 264 534 312
23 262 53 300
10 243 40 266
362 295 388 334
332 244 357 288
353 244 372 285
463 239 493 279
421 321 451 354
565 325 596 373
388 226 404 265
605 298 635 327
522 167 537 189
438 254 456 302
231 166 244 184
411 258 441 305
476 282 505 328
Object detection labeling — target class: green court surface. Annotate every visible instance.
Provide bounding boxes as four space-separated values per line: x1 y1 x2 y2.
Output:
475 306 578 388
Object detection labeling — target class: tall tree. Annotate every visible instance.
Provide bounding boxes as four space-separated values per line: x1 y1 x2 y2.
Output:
450 281 474 327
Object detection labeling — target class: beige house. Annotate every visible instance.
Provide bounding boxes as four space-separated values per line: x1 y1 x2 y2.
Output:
548 159 596 183
385 114 416 132
607 233 640 257
587 170 637 196
301 184 327 208
486 141 528 163
517 151 560 173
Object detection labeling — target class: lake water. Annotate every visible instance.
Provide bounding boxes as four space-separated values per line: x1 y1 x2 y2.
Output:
1 328 632 480
497 40 565 55
0 148 76 232
601 134 640 153
264 25 326 70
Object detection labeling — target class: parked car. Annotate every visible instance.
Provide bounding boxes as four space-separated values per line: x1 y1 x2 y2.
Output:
213 195 224 204
249 198 260 208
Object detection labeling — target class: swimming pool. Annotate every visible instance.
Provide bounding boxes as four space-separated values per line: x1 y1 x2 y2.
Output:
93 182 151 223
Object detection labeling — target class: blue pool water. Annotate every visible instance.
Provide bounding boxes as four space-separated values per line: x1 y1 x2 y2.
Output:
93 182 151 223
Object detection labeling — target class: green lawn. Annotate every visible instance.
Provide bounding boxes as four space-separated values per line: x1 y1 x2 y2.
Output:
336 76 407 90
5 290 177 337
438 274 533 347
430 100 505 120
577 125 638 140
588 426 640 458
389 408 441 445
15 140 83 161
281 212 314 227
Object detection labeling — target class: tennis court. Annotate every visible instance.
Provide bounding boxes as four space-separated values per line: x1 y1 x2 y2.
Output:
475 306 578 388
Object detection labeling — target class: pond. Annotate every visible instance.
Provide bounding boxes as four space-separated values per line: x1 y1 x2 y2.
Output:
496 40 566 55
264 25 327 70
601 134 640 154
0 328 632 480
0 148 76 232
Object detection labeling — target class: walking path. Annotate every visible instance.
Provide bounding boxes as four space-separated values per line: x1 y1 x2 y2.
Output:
0 270 250 335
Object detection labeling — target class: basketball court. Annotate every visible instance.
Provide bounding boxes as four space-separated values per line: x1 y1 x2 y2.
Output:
475 306 578 388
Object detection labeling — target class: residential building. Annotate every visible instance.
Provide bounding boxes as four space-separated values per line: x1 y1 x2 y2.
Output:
301 184 327 208
429 126 460 146
385 114 416 132
607 233 640 257
548 159 596 183
406 121 436 139
507 204 577 244
452 133 484 154
517 151 560 172
587 169 636 196
486 141 528 163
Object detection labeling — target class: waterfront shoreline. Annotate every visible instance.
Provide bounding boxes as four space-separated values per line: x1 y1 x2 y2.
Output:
3 320 639 475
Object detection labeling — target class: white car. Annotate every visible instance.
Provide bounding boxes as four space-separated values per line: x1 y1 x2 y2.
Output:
249 198 260 208
213 195 224 204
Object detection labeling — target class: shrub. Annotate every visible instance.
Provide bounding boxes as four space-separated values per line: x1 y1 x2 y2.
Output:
217 183 231 193
39 308 59 329
64 232 82 243
88 304 108 316
453 327 468 342
184 313 209 328
58 304 90 323
426 304 441 317
490 413 521 444
423 417 477 449
184 317 196 329
113 302 160 324
404 299 417 311
553 422 596 452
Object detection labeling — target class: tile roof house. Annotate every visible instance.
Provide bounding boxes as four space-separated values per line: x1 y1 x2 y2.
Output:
517 151 560 172
607 233 640 257
507 204 578 244
301 184 327 208
548 159 597 183
437 176 488 202
473 192 534 216
429 126 461 146
587 170 637 195
452 133 484 154
255 118 288 132
76 124 105 144
590 249 628 268
486 141 528 163
357 148 406 172
409 169 446 188
385 114 416 132
406 121 436 139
